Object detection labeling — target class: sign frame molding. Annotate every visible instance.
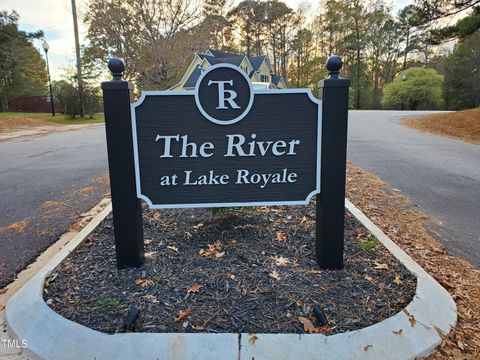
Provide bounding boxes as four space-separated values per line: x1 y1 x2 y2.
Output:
130 86 323 209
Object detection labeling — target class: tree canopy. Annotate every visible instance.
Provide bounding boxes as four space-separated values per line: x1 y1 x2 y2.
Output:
0 11 47 111
443 30 480 109
382 67 444 110
78 0 477 110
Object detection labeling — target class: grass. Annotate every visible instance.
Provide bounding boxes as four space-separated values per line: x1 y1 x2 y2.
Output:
85 298 120 312
402 108 480 144
49 113 104 125
360 235 380 251
0 111 104 126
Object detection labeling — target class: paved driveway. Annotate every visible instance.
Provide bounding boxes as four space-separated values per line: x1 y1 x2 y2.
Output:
347 110 480 268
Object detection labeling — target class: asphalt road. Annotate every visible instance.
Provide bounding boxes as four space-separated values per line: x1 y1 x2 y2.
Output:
0 126 109 288
348 110 480 268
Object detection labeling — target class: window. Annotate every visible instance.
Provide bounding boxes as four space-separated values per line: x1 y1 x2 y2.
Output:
260 74 269 83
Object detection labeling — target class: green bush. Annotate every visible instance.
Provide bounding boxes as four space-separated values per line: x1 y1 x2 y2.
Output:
382 67 444 110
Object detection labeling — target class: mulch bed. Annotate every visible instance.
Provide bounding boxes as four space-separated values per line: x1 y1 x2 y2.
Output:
44 202 416 335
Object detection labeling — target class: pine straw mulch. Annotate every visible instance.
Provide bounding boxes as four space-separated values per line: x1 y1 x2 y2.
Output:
401 108 480 145
44 201 416 336
346 164 480 359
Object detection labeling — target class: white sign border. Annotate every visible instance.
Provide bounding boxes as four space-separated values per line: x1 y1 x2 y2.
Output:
194 63 255 126
131 87 322 209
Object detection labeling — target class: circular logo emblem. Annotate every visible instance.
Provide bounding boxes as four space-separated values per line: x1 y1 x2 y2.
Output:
195 64 254 125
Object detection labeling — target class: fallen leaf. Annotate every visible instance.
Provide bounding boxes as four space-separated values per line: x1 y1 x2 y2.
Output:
187 283 202 293
215 251 225 258
373 261 389 270
0 304 4 311
298 316 317 334
135 277 153 287
408 315 416 327
274 256 290 266
276 231 287 241
393 275 403 285
213 240 222 250
249 334 258 344
365 275 374 282
457 340 465 350
174 308 192 322
297 317 330 334
0 287 8 295
363 344 373 352
269 270 281 281
192 325 205 331
230 240 238 246
167 245 179 252
393 329 403 335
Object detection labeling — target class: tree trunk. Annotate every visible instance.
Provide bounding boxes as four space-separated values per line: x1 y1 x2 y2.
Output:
403 30 409 70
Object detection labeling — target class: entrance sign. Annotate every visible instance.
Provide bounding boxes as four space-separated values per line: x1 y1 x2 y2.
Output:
131 64 321 209
101 56 350 271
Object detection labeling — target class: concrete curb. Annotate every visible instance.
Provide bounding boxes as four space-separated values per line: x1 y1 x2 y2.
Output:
6 200 457 360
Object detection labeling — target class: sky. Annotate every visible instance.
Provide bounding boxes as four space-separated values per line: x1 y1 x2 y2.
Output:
2 0 413 81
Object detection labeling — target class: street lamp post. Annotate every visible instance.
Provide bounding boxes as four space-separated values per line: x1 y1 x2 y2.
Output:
401 74 407 111
42 41 55 117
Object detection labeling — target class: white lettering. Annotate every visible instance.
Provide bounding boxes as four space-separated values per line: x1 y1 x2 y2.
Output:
208 80 240 109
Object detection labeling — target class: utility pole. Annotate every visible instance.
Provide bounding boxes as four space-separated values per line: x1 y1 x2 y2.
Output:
71 0 84 118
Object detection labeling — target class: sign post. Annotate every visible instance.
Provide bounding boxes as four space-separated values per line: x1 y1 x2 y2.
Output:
316 56 350 269
101 56 349 270
101 58 144 269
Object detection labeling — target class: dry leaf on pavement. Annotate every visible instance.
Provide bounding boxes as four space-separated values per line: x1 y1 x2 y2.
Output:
393 329 403 335
249 334 258 344
363 344 373 352
393 275 403 285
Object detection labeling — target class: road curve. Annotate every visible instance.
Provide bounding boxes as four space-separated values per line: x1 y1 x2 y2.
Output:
347 110 480 269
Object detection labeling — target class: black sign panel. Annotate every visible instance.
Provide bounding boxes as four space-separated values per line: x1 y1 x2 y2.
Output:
131 64 321 208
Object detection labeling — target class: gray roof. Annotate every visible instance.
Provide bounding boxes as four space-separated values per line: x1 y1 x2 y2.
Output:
207 49 241 58
271 74 284 86
184 65 202 88
204 54 245 66
181 50 286 89
248 56 266 71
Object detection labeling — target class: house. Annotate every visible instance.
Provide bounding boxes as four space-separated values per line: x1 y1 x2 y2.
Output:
170 49 287 91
